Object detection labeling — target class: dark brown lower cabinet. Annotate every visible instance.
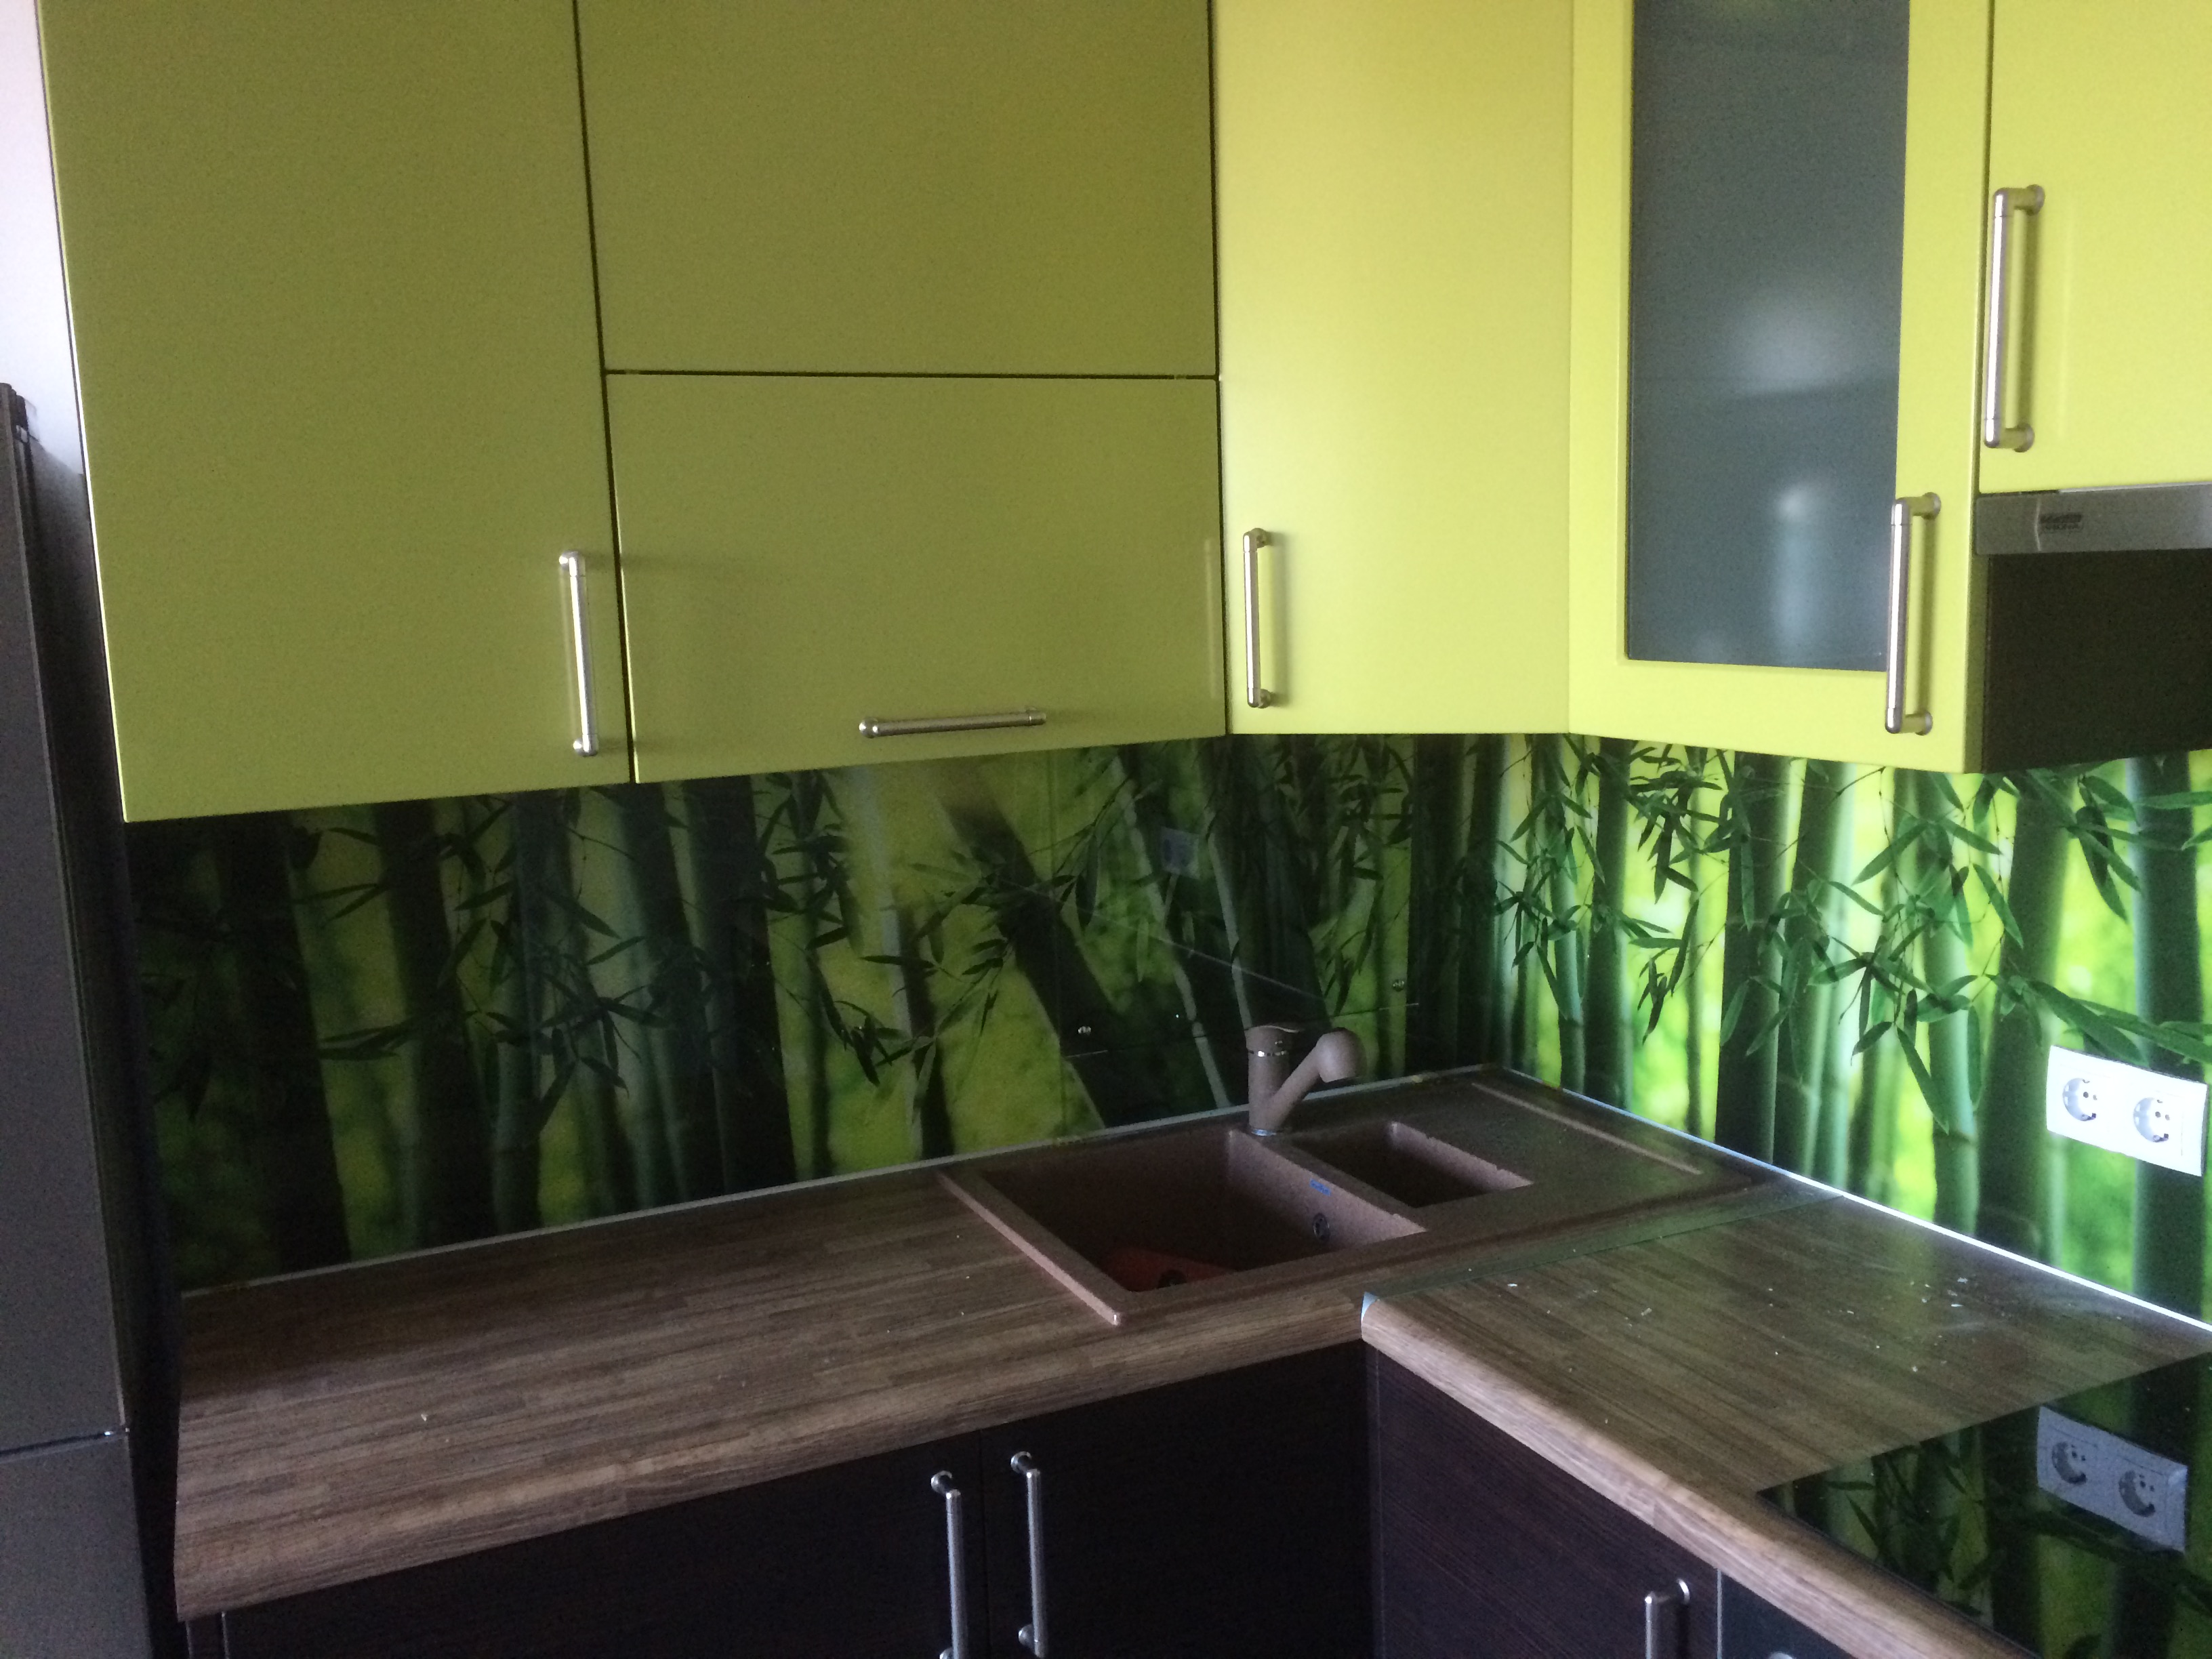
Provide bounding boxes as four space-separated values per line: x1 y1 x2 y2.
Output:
189 1346 1369 1659
977 1343 1371 1659
1371 1354 1718 1659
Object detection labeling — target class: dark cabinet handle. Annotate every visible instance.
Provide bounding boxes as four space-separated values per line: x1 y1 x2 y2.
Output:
1010 1452 1047 1655
1643 1576 1692 1659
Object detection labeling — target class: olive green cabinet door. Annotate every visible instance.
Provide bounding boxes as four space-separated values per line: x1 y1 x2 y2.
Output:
576 1 1215 375
1982 0 2212 491
39 0 626 819
609 377 1225 781
1214 0 1572 735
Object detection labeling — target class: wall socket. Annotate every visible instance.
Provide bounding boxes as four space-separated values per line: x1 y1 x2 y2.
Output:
2037 1406 2190 1551
2045 1046 2207 1176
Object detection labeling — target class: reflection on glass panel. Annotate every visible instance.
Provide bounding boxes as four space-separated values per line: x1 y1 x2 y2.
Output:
1626 0 1910 670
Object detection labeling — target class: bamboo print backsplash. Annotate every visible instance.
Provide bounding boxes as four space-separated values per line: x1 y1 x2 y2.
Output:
133 737 2212 1316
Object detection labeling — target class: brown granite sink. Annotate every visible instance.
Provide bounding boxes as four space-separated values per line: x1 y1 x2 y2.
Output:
942 1067 1765 1323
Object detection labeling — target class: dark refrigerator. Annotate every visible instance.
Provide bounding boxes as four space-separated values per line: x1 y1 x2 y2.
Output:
0 384 176 1654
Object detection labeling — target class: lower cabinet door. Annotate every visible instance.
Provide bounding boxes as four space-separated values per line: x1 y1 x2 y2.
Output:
216 1434 981 1659
1372 1355 1717 1659
975 1345 1371 1659
609 374 1225 782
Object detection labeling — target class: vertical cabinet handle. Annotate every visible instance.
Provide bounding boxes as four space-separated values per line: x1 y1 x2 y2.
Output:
1982 185 2043 451
1241 528 1274 709
1010 1452 1047 1656
558 551 599 758
1884 494 1940 736
1643 1576 1692 1659
931 1471 969 1659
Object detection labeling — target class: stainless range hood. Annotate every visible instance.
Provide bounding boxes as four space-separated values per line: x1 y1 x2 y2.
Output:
1975 480 2212 769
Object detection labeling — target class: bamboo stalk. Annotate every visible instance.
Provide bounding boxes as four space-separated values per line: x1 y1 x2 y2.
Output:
1529 736 1585 1092
1405 735 1468 1071
1584 737 1634 1109
209 813 352 1271
1975 775 2068 1261
1460 734 1512 1065
1713 752 1791 1160
1901 771 1978 1235
2125 752 2205 1316
371 799 494 1248
1774 760 1854 1174
614 785 724 1202
682 776 796 1191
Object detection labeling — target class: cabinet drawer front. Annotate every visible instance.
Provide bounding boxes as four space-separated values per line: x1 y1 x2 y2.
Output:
577 1 1216 376
611 376 1225 781
39 0 626 819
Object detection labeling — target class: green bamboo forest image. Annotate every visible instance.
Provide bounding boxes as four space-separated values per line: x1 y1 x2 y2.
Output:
134 734 2212 1330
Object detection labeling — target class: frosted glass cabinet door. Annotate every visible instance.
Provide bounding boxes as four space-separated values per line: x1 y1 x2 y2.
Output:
611 377 1225 782
1982 1 2212 492
1624 0 1909 672
1568 0 1992 770
38 0 628 819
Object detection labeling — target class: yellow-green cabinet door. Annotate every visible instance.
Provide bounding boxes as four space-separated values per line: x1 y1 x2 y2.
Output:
1567 0 1992 771
1215 0 1573 734
1981 1 2212 490
39 1 626 819
610 378 1224 781
576 1 1214 375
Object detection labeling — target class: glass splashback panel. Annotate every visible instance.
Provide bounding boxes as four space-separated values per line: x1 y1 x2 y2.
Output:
1626 0 1910 670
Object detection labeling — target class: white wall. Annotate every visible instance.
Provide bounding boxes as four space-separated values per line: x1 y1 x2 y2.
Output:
1 0 81 477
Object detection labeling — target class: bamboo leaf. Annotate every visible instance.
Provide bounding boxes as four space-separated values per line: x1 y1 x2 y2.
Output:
1972 865 2024 947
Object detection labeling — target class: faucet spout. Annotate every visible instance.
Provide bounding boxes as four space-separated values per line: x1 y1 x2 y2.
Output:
1245 1024 1364 1136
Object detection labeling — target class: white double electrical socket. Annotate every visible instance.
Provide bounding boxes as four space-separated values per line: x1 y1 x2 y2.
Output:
2045 1046 2207 1176
2037 1406 2190 1551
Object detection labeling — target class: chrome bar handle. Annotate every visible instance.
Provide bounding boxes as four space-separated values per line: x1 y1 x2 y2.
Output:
1643 1576 1692 1659
1010 1452 1046 1656
1885 494 1940 736
931 1471 969 1659
1982 185 2043 451
558 552 600 758
859 708 1046 739
1241 528 1273 709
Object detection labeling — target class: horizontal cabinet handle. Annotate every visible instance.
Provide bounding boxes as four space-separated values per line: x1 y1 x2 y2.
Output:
858 709 1046 739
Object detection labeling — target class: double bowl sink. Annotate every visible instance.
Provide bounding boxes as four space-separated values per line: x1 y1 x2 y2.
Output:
943 1067 1763 1323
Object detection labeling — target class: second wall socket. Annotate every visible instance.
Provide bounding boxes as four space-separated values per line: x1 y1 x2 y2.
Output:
2045 1046 2207 1176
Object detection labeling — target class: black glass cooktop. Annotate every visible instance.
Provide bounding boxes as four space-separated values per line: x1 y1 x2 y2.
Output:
1761 1353 2212 1657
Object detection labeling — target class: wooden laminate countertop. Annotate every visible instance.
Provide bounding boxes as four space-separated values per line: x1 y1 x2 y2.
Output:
1364 1193 2212 1659
176 1144 1754 1618
180 1107 2212 1657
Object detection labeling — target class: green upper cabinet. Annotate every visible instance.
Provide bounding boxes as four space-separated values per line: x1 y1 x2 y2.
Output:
1568 0 1995 771
1214 0 1574 736
38 0 626 820
610 377 1223 781
575 0 1216 375
1980 0 2212 492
